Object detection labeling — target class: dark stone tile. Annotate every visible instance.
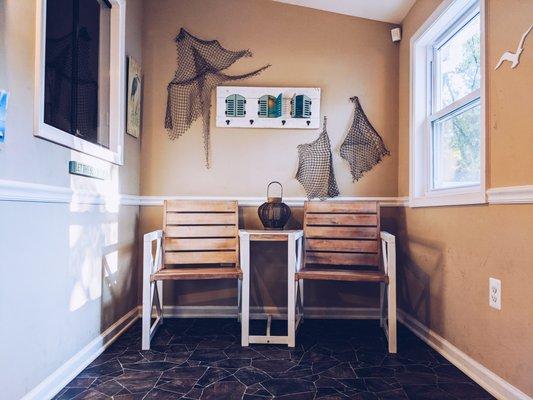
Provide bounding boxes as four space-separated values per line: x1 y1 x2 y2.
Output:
200 381 246 399
115 371 161 393
261 378 315 396
235 366 271 386
156 379 197 394
252 359 296 373
439 382 495 399
143 388 181 399
123 361 179 371
161 366 208 380
403 384 456 400
55 319 492 400
395 364 436 385
196 367 232 387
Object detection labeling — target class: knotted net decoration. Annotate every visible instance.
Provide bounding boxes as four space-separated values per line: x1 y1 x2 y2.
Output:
340 97 390 181
165 28 270 167
296 117 340 199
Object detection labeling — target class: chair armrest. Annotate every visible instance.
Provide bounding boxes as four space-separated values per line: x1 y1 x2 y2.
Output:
144 229 163 243
144 230 163 276
380 231 396 276
380 231 396 244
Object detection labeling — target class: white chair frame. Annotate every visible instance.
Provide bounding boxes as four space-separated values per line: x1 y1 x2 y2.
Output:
142 229 164 350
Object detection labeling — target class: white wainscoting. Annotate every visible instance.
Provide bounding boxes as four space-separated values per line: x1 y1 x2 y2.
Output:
486 185 533 205
22 307 139 400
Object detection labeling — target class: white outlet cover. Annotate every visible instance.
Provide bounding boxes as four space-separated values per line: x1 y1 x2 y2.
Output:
489 277 501 310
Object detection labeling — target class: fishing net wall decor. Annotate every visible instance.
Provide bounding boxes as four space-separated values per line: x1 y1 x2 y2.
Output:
296 117 340 199
165 28 270 167
340 96 390 181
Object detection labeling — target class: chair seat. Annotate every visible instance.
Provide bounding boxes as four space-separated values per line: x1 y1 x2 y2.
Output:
295 268 388 283
151 266 242 281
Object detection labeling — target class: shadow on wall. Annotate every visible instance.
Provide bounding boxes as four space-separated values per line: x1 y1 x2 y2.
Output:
395 208 444 329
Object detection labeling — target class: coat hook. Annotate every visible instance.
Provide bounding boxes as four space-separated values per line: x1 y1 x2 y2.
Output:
282 120 286 125
249 119 254 125
226 120 230 125
306 120 311 126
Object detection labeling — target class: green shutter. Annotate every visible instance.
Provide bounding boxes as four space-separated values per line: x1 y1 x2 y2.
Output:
273 93 282 118
258 95 269 117
235 94 246 117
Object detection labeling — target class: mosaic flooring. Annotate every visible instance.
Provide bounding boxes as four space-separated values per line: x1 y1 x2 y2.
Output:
54 318 494 399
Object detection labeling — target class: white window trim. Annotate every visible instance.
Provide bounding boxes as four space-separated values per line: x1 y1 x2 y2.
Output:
34 0 126 165
409 0 486 208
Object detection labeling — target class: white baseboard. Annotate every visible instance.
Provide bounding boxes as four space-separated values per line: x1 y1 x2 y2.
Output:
162 305 381 320
22 307 139 400
398 310 531 400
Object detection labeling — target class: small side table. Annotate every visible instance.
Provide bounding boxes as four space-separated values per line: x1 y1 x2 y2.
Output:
239 229 304 347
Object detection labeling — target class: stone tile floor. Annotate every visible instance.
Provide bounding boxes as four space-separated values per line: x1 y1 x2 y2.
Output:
54 318 494 399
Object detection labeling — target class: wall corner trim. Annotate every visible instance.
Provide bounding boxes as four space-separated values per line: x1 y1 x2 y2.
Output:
486 185 533 205
398 310 532 400
21 307 139 400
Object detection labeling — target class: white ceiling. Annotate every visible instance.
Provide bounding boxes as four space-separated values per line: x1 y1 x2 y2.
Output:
273 0 416 24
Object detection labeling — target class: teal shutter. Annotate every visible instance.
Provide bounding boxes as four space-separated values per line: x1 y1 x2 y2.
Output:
235 94 246 117
302 95 311 118
258 95 269 117
274 93 282 118
225 95 236 117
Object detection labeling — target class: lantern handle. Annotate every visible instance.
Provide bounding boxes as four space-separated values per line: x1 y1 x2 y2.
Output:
266 181 283 199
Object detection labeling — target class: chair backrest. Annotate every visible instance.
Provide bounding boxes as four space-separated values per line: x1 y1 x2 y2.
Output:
303 201 380 268
163 200 239 266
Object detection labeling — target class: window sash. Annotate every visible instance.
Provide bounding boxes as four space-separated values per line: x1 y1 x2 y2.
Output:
425 2 481 193
429 4 480 115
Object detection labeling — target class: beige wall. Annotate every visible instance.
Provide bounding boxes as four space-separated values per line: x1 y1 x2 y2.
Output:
138 0 401 310
397 0 533 395
140 0 399 198
0 1 143 398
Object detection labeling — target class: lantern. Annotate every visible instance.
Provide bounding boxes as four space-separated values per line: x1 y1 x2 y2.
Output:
258 181 291 230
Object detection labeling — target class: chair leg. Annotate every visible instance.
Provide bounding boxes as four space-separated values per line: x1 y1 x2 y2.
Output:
298 279 304 321
237 279 242 322
142 278 152 351
387 280 397 353
157 280 164 325
379 282 385 328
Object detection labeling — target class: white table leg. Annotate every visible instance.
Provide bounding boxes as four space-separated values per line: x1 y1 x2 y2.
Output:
240 233 250 347
287 233 296 347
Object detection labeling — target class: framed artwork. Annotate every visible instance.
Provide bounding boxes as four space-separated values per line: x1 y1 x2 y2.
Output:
127 56 142 138
0 90 8 143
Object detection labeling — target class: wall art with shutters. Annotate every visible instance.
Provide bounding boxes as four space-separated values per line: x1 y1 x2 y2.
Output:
216 86 320 129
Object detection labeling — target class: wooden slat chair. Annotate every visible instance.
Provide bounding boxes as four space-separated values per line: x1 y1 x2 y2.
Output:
142 200 242 350
293 201 397 353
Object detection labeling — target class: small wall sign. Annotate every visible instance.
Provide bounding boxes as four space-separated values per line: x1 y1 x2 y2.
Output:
0 90 9 143
69 161 109 180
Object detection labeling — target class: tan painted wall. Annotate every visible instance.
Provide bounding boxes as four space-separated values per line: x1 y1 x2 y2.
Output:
138 0 401 310
397 0 533 395
140 0 399 198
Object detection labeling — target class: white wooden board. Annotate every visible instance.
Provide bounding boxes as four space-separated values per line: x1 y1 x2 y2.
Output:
216 86 321 129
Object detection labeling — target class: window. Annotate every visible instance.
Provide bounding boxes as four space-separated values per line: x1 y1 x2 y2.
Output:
410 0 485 207
35 0 125 164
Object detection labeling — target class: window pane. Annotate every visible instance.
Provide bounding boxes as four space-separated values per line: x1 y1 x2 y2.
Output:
432 102 480 189
436 13 480 110
44 0 110 148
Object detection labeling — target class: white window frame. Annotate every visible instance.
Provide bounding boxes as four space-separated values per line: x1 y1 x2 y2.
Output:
409 0 485 207
34 0 126 165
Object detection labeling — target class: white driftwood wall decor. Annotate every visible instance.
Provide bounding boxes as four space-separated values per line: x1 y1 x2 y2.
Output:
216 86 321 129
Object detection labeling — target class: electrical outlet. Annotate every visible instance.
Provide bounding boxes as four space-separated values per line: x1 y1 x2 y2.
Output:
489 278 501 310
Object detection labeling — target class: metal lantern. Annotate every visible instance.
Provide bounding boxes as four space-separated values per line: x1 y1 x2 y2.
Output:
258 181 291 230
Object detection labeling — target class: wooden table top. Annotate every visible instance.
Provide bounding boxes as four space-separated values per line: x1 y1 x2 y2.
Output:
239 229 303 241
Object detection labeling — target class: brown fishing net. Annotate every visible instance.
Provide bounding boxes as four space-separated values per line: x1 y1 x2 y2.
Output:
340 97 390 181
165 28 270 167
296 117 340 199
